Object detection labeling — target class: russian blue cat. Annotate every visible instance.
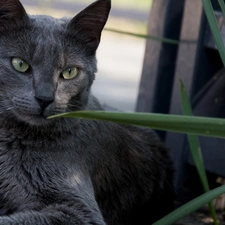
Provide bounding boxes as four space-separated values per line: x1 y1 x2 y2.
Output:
0 0 174 224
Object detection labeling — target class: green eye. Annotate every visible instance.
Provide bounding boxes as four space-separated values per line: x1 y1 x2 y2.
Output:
61 67 79 80
12 57 29 72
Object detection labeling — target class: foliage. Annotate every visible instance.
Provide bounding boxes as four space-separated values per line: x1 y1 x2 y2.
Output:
180 80 218 225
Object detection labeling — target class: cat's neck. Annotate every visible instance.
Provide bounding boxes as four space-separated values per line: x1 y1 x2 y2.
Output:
0 116 76 139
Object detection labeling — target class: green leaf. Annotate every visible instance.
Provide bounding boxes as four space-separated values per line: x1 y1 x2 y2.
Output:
104 27 180 44
180 80 218 225
152 185 225 225
202 0 225 66
49 111 225 138
218 0 225 19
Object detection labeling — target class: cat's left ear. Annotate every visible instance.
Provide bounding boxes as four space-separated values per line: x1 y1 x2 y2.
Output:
0 0 29 31
67 0 111 53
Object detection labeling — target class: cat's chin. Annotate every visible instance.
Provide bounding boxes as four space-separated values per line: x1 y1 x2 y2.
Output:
27 117 53 127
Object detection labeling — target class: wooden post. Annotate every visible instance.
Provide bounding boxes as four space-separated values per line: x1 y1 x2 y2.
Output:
136 0 185 116
165 0 204 189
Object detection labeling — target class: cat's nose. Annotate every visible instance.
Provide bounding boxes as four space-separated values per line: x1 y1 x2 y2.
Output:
35 96 54 113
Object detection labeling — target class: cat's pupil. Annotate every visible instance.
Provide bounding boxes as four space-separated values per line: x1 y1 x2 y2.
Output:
16 59 24 67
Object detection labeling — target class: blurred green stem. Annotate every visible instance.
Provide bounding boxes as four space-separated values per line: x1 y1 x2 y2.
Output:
104 28 179 44
218 0 225 18
202 0 225 66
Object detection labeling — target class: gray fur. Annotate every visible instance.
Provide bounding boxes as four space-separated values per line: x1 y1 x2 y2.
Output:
0 0 174 224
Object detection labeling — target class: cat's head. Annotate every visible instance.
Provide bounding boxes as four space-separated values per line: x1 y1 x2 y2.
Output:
0 0 110 126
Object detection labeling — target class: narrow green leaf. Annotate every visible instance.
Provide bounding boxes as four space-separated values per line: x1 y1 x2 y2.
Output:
49 111 225 138
104 27 180 44
202 0 225 66
218 0 225 18
180 80 218 225
180 80 208 188
152 185 225 225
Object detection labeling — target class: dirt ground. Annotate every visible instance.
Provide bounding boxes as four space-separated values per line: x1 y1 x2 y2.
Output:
175 210 225 225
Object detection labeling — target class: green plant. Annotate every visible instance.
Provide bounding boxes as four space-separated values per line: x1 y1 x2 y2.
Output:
49 111 225 138
180 80 218 225
152 185 225 225
104 28 180 45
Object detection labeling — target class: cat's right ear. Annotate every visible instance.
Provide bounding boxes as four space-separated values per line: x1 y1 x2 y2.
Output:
67 0 111 54
0 0 29 31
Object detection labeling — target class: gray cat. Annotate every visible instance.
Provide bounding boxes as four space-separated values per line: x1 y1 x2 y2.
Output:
0 0 174 224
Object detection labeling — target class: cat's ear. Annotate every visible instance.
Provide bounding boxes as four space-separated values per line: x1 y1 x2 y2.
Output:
0 0 29 31
67 0 111 53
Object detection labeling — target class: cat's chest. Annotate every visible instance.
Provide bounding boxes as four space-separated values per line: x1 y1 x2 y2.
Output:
0 132 69 215
0 140 40 214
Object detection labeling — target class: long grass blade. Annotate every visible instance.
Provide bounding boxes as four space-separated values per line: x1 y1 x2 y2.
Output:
152 185 225 225
180 80 218 225
49 111 225 138
218 0 225 18
202 0 225 66
104 27 180 44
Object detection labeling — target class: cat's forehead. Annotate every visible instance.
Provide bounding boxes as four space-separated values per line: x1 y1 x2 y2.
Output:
13 15 80 69
27 15 71 52
29 15 68 33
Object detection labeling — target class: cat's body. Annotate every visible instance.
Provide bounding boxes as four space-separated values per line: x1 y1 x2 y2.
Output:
0 0 174 224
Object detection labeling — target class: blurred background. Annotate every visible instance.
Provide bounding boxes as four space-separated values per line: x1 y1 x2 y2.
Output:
20 0 152 111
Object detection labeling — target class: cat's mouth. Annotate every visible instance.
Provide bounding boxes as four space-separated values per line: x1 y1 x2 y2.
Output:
11 96 58 126
11 106 55 126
